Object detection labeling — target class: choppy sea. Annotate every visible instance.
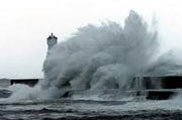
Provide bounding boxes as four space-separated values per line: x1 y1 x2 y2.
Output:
0 89 182 120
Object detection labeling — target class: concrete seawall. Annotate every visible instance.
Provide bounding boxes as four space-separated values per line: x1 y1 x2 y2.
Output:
142 76 182 89
1 76 182 100
137 76 182 100
63 76 182 100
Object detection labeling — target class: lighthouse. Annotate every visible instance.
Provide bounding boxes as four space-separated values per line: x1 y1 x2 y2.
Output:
47 33 58 50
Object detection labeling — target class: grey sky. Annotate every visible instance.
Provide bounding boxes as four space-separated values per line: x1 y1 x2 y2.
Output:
0 0 182 79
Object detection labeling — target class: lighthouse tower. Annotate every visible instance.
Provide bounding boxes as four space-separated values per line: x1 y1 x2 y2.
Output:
47 33 58 50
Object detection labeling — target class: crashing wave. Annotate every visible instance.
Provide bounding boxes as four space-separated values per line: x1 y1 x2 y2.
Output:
42 10 158 98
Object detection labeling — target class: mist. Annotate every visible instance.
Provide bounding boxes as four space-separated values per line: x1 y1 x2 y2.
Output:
42 10 158 95
2 10 182 102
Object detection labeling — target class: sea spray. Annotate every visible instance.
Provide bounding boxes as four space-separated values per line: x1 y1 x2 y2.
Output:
0 10 161 102
42 10 158 97
0 84 61 103
1 10 182 104
146 50 182 76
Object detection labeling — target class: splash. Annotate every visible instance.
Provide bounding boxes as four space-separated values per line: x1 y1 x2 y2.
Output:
146 50 182 76
42 10 158 98
0 10 162 102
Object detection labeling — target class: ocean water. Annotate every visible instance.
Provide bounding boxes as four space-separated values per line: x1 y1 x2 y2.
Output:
1 94 182 120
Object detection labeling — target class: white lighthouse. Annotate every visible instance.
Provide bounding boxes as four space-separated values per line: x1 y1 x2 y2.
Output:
47 33 58 50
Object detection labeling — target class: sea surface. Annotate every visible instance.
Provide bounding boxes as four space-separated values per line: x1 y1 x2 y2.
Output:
0 99 182 120
0 89 182 120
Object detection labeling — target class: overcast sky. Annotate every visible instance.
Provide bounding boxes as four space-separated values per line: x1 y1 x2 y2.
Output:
0 0 182 79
